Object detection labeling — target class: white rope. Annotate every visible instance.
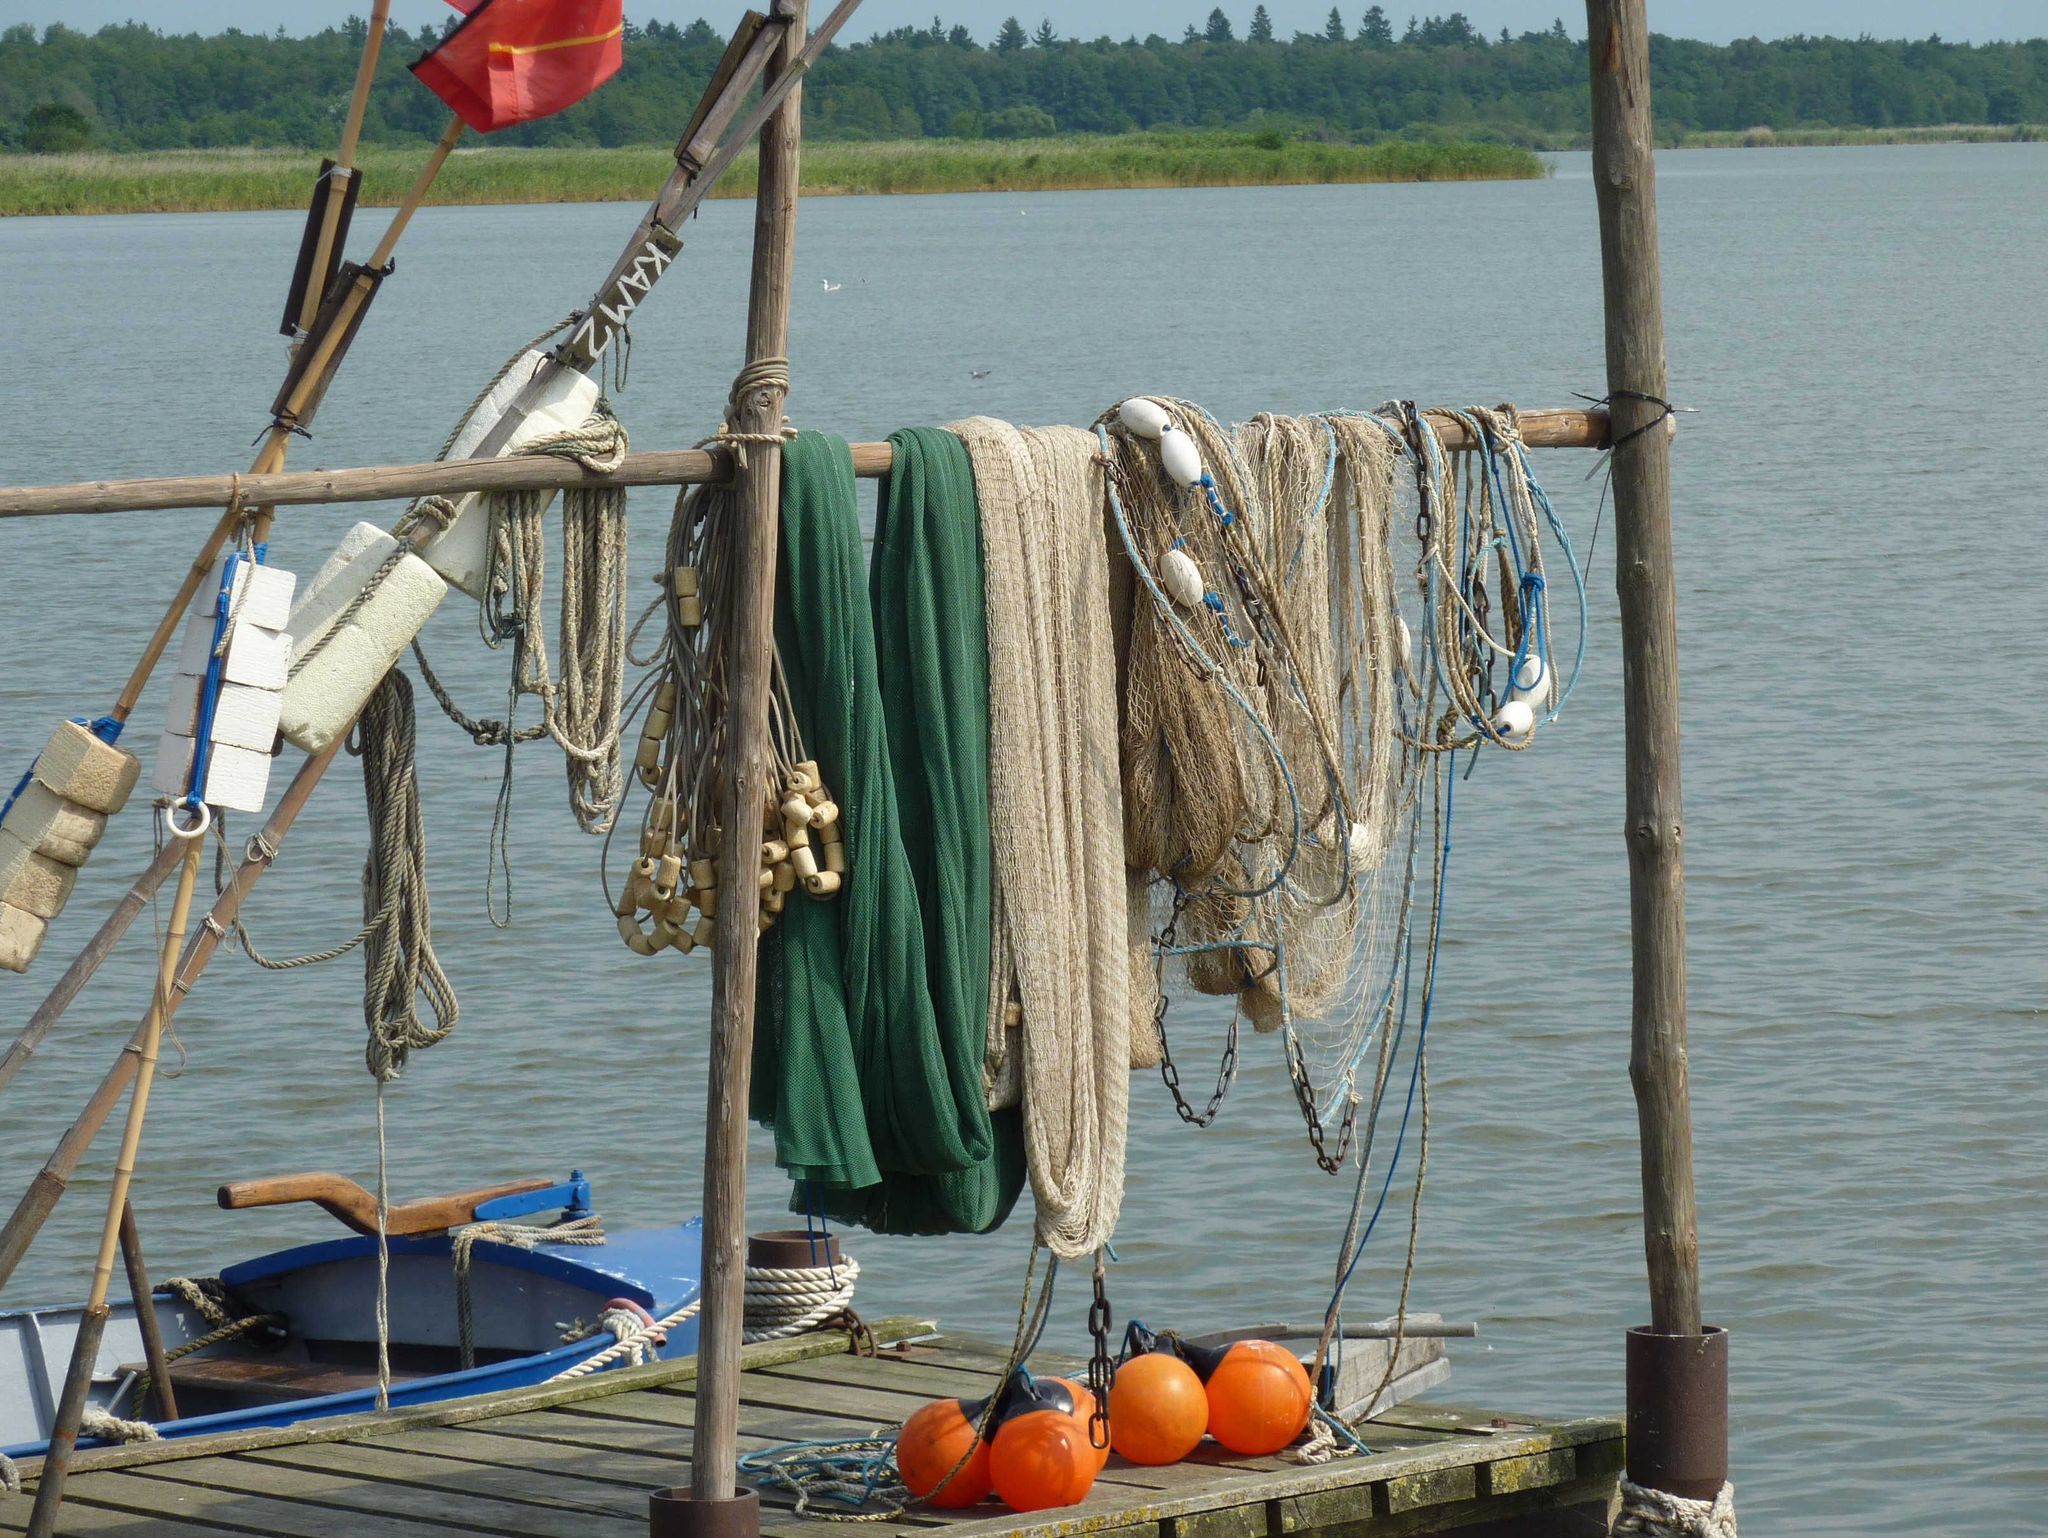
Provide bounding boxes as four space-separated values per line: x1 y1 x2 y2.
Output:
949 417 1131 1261
547 1298 703 1381
1616 1479 1738 1538
450 1214 606 1372
1 1451 23 1494
78 1408 159 1444
742 1256 861 1343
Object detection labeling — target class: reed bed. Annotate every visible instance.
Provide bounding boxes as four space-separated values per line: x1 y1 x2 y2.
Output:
1680 122 2041 148
0 134 1544 217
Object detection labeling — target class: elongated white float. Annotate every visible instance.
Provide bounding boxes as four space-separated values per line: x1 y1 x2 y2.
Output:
279 522 448 753
416 350 603 600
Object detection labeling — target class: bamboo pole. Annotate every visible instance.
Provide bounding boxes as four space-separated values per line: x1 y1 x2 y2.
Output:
0 839 182 1100
116 1201 178 1422
292 0 391 343
26 834 202 1538
1585 0 1728 1507
0 737 347 1294
0 409 1621 520
690 0 807 1518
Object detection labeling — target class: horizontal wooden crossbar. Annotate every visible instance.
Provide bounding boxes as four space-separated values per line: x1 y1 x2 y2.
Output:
0 407 1620 518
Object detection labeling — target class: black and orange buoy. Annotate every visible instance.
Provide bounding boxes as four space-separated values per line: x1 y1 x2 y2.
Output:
988 1372 1100 1512
1181 1338 1314 1456
896 1394 993 1508
1044 1375 1112 1473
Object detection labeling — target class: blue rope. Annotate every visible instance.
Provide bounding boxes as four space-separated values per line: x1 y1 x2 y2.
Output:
0 714 124 828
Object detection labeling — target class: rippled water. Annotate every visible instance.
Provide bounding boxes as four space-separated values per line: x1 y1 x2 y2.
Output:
2 144 2043 1532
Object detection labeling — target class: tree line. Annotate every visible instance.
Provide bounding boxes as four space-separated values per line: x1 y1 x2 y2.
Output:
3 11 2044 153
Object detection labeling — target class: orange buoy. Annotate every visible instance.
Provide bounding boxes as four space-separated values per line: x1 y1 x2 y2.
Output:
1188 1339 1313 1456
1109 1351 1209 1464
989 1376 1098 1512
1045 1376 1111 1472
896 1396 992 1508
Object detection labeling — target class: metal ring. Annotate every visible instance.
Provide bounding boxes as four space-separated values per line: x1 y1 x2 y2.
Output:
163 801 211 841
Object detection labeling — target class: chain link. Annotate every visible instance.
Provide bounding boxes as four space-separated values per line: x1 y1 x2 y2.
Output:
1151 887 1241 1127
1287 1033 1358 1174
1086 1262 1113 1451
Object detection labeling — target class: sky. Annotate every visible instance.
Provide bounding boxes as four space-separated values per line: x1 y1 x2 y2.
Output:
1 1 2042 46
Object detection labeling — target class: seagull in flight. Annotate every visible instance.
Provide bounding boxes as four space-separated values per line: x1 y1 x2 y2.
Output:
821 278 842 292
969 368 993 380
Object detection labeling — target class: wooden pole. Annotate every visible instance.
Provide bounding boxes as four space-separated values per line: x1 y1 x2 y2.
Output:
0 409 1621 520
292 0 391 342
116 1200 178 1422
690 0 806 1516
0 736 347 1293
1585 0 1701 1341
0 839 182 1100
26 834 202 1538
1586 0 1728 1506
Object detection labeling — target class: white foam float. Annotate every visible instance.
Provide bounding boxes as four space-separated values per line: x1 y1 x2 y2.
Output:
1491 698 1536 743
1118 396 1171 440
415 352 603 600
1158 424 1204 488
1160 547 1205 608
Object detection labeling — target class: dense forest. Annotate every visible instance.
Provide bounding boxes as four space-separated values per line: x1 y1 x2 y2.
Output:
3 10 2044 153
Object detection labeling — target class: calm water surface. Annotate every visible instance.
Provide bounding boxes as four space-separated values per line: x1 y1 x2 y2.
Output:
2 145 2044 1532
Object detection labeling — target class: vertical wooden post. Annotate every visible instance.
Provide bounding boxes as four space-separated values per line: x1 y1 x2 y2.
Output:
117 1201 178 1422
1584 0 1728 1506
662 4 806 1533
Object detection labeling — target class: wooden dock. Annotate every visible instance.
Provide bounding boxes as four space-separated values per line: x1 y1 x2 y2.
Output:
2 1319 1620 1537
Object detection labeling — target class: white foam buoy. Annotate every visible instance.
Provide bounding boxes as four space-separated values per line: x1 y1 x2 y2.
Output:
1158 425 1204 488
1346 818 1383 873
1491 698 1536 743
1508 652 1555 710
1160 547 1204 608
1118 396 1172 440
153 554 296 814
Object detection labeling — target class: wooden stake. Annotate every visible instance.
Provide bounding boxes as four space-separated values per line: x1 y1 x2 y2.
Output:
693 0 807 1510
1584 0 1702 1338
117 1200 178 1422
26 834 202 1538
0 736 347 1293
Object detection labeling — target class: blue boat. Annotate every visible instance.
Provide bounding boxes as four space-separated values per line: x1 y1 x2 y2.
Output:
1 1170 701 1459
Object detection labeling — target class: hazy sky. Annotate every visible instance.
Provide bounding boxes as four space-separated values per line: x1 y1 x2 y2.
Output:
2 1 2040 46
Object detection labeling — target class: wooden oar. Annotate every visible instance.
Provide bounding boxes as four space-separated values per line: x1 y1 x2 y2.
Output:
25 831 202 1538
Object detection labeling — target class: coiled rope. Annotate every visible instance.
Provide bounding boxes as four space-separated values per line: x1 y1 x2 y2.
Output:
1616 1479 1739 1537
743 1254 861 1342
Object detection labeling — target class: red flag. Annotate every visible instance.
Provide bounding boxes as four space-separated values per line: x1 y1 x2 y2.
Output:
412 0 625 133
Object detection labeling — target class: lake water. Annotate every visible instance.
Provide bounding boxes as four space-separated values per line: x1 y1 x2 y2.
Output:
2 144 2044 1532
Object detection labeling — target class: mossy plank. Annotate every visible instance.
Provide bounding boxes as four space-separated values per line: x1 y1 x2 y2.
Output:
1574 1436 1627 1479
235 1438 646 1515
1481 1447 1575 1495
1166 1500 1272 1538
354 1422 682 1485
0 1489 226 1536
1382 1462 1477 1514
26 1467 484 1537
135 1452 641 1537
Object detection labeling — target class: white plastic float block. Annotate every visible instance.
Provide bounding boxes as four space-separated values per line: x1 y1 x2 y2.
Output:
0 830 79 920
280 521 448 753
30 720 141 816
0 901 46 974
165 674 284 753
418 350 603 601
191 556 296 632
174 608 291 690
0 782 106 867
150 733 275 815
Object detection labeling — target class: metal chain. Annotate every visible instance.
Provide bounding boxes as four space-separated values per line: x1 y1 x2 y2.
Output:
1152 886 1241 1127
1086 1258 1113 1451
1287 1032 1359 1174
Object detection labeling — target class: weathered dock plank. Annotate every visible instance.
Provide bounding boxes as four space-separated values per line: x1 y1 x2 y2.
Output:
2 1323 1621 1538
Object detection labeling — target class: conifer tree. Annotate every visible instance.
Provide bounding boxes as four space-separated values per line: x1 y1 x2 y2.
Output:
1250 6 1274 42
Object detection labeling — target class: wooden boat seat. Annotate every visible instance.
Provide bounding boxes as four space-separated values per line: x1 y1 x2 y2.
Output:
117 1353 427 1414
215 1172 554 1237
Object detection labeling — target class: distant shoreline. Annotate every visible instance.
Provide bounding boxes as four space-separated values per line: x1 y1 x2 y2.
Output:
1675 122 2040 149
0 136 1545 218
